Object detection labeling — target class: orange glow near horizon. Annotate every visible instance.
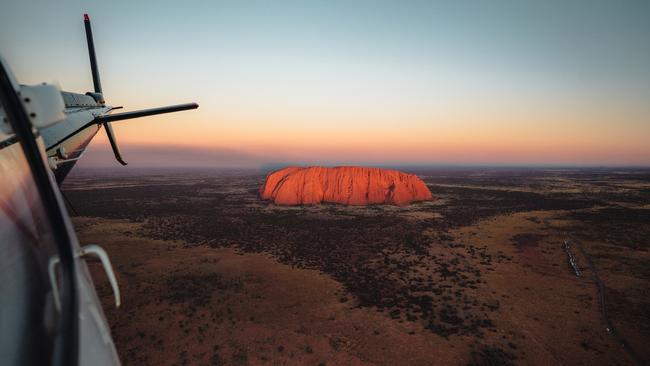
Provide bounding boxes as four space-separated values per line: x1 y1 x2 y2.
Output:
86 91 649 166
87 105 649 166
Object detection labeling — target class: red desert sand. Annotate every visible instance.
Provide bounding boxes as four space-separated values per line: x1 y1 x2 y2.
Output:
260 166 433 206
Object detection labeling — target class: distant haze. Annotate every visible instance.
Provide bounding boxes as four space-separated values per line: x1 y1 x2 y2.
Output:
2 0 650 167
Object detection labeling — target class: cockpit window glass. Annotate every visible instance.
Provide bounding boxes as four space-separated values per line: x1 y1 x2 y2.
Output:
0 92 61 365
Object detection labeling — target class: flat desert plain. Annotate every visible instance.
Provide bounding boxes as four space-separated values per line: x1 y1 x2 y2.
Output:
64 168 650 365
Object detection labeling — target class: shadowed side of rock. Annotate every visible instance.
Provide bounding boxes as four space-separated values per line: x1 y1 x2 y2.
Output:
259 166 433 206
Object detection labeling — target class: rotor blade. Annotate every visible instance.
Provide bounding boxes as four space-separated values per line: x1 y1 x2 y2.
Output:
83 13 102 94
95 103 198 123
103 122 127 165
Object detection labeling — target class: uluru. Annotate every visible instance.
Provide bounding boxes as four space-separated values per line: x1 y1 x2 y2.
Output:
259 166 433 206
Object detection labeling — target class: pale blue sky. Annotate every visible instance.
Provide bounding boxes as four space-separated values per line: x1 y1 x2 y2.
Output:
2 0 649 166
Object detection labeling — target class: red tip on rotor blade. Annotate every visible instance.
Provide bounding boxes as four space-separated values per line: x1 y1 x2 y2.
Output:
84 13 90 21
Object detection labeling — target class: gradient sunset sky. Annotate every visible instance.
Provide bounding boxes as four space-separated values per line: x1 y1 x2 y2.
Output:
2 0 649 167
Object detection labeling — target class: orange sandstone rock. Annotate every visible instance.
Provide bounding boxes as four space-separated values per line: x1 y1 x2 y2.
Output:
259 166 433 206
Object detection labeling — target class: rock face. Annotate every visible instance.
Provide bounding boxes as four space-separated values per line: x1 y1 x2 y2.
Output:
260 166 433 206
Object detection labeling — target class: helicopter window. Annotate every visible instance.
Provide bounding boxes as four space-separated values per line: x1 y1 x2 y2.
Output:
0 82 62 366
